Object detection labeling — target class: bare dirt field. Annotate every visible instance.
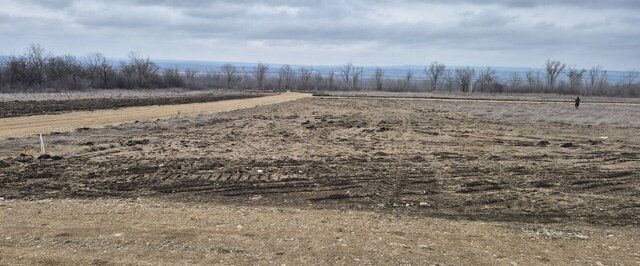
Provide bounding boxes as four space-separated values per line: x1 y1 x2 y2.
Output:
1 199 638 265
319 90 640 104
0 94 639 264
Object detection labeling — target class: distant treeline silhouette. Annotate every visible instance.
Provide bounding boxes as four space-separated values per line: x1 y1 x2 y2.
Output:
1 44 639 97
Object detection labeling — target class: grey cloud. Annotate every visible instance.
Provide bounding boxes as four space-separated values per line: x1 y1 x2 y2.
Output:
459 10 519 28
21 0 75 8
401 0 640 9
55 0 638 52
1 0 639 69
26 0 640 10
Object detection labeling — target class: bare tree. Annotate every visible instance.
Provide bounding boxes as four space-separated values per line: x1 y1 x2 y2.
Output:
254 63 269 90
526 70 543 92
24 44 51 86
97 55 114 88
127 52 158 88
623 70 640 86
426 61 446 91
405 70 414 90
327 69 335 90
184 68 197 87
372 67 384 90
526 70 536 89
220 63 237 89
84 52 102 87
338 63 355 90
352 66 363 90
163 67 184 88
598 70 609 95
299 67 313 90
476 67 496 92
444 70 455 92
0 58 5 89
45 56 68 83
455 66 475 93
239 67 250 89
312 72 323 90
62 55 83 89
278 64 295 90
545 59 566 91
276 69 284 90
587 65 603 95
510 72 521 91
566 66 586 94
45 54 84 90
206 69 222 87
5 56 27 88
83 52 113 88
119 60 136 89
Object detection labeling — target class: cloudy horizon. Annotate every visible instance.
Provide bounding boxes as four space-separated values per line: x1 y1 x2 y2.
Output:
1 0 639 71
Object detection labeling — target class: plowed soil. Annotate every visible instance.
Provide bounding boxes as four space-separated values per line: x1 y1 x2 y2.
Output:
0 92 310 139
0 92 269 118
1 96 638 226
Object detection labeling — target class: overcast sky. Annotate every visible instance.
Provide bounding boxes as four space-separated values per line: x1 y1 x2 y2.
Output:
0 0 638 70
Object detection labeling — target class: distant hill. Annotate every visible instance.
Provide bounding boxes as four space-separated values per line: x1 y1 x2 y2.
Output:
0 55 630 84
152 59 629 84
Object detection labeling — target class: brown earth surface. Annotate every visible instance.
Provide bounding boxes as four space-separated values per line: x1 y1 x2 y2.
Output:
0 95 639 264
1 199 638 265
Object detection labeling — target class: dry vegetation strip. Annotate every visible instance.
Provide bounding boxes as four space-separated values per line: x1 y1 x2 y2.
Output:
0 92 311 139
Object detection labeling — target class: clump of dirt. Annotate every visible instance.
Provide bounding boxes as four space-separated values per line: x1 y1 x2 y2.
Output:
16 154 34 163
124 139 150 146
537 140 550 147
588 140 603 145
37 154 63 160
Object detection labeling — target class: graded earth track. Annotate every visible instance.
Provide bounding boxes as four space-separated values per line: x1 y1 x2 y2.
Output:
0 92 311 139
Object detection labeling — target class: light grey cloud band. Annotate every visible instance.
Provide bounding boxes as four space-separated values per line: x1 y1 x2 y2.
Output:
0 0 638 69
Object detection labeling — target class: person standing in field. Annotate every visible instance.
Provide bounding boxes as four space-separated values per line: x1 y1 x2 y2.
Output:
575 96 581 109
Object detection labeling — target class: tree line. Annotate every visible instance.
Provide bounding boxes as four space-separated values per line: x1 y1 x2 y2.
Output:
1 44 639 97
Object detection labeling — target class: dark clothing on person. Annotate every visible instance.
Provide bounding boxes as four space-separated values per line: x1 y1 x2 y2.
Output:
575 97 581 109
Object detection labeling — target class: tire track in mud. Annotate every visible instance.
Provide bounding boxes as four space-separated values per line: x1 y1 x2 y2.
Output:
2 141 638 225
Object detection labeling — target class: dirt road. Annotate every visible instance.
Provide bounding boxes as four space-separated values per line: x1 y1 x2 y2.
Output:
0 92 310 139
